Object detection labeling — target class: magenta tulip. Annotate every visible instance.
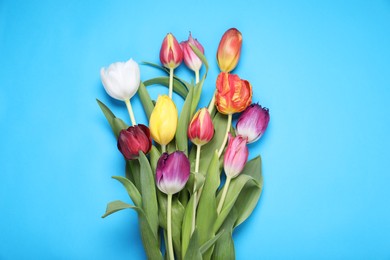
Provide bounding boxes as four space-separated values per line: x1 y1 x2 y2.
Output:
236 104 270 143
156 151 190 195
117 124 152 160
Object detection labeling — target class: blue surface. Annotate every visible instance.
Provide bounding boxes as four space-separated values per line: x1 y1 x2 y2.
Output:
1 0 390 259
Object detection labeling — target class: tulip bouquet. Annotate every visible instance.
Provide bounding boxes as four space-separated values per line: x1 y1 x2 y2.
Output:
98 28 270 259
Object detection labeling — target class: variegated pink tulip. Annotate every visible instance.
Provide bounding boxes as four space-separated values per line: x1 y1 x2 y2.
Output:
223 134 248 178
236 104 270 143
181 32 204 72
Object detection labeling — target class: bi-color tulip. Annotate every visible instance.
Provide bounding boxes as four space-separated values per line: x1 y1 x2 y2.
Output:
160 33 183 70
236 104 270 143
217 28 242 73
223 134 249 178
117 124 152 160
188 108 214 146
181 32 204 73
215 72 252 115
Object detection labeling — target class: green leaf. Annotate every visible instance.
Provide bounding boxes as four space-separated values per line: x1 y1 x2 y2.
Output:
183 229 202 260
190 43 209 74
175 86 194 155
214 174 259 233
186 173 206 195
127 160 141 194
181 194 195 259
137 82 154 120
149 145 161 174
199 229 225 254
142 61 170 74
138 152 159 239
211 208 237 260
190 77 204 117
196 151 220 258
233 156 263 228
96 99 128 138
112 176 142 207
102 200 163 260
143 77 188 99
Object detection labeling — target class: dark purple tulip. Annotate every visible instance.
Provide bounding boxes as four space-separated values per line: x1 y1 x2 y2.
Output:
117 124 152 160
236 103 270 143
156 151 190 195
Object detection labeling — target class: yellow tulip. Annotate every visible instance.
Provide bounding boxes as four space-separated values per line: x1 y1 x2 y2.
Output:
149 95 178 146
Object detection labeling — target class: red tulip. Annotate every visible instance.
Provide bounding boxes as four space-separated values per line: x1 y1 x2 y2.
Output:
117 124 152 160
160 33 183 69
188 108 214 146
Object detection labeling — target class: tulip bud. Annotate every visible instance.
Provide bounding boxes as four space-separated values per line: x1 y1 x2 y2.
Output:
100 58 140 101
217 28 242 72
160 33 183 69
117 124 152 160
236 104 270 143
224 134 248 178
180 32 204 72
215 72 252 115
149 95 178 146
156 151 190 195
188 108 214 146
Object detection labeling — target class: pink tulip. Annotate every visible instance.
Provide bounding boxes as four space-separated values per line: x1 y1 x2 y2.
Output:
180 32 204 72
236 104 270 143
223 134 248 178
159 33 183 69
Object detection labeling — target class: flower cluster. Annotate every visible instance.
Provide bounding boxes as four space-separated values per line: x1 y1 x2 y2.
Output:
98 28 270 259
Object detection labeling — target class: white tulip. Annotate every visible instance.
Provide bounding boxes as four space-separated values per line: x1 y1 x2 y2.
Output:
100 59 140 101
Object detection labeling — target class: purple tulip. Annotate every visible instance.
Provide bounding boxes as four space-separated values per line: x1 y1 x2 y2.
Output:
224 134 248 178
236 103 270 143
156 151 190 195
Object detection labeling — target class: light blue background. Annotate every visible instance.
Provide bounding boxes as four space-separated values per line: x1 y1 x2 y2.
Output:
1 0 389 259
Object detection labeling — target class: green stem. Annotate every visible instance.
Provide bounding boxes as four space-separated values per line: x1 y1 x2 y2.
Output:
218 113 232 158
191 144 201 234
167 193 174 260
169 68 174 99
207 90 216 114
161 144 166 153
124 99 136 125
217 176 231 215
195 70 200 85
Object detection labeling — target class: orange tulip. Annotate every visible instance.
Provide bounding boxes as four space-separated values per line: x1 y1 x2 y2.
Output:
215 72 252 114
217 28 242 72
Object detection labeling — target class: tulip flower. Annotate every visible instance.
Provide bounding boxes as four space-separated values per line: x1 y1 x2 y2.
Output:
181 32 204 83
217 134 249 214
100 58 140 125
187 107 214 234
156 151 190 195
160 33 183 99
236 104 270 143
217 28 242 73
149 95 178 151
117 124 152 160
215 72 252 115
156 151 190 260
188 108 214 147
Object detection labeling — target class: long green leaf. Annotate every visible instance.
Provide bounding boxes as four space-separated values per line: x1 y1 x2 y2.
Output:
199 229 225 254
196 151 220 259
190 77 204 117
211 208 237 260
96 99 128 138
112 176 142 207
137 82 154 119
142 61 170 73
181 194 196 258
214 174 259 233
138 152 159 239
127 160 141 194
183 229 202 260
175 86 194 155
144 77 188 99
102 200 163 260
149 145 161 174
234 156 263 228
